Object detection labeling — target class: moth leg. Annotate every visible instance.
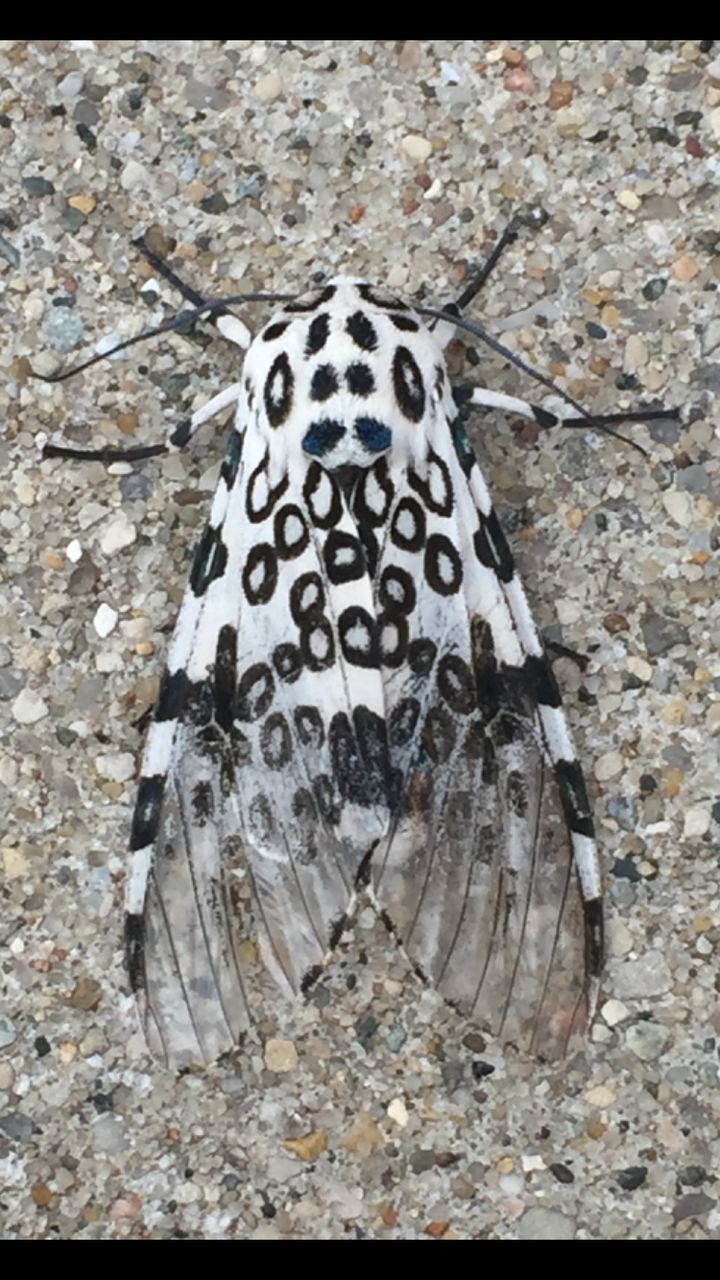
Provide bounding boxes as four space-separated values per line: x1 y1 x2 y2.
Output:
455 386 679 433
134 236 250 351
43 382 244 464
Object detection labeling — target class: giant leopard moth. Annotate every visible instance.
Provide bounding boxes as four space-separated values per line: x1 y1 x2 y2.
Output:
40 248 676 1070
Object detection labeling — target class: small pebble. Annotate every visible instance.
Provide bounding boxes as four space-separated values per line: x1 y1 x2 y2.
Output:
617 189 641 211
601 999 630 1027
518 1207 575 1240
586 1085 616 1108
254 71 283 103
42 307 84 354
95 753 135 783
99 514 137 555
595 751 623 782
0 1016 17 1048
264 1038 298 1073
672 253 699 282
625 1021 669 1061
683 805 711 838
93 603 118 638
615 1166 647 1192
12 688 49 724
387 1098 409 1127
613 951 673 998
58 71 84 96
401 134 432 162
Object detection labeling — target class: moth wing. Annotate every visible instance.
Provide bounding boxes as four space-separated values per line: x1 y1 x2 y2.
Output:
367 425 601 1059
127 426 388 1068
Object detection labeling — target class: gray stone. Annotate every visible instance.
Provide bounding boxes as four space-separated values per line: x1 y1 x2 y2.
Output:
625 1020 669 1061
640 610 690 656
672 1192 715 1222
42 306 85 354
517 1207 576 1240
0 1112 34 1142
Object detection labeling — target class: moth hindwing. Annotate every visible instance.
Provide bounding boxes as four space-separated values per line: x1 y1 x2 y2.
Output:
124 275 602 1068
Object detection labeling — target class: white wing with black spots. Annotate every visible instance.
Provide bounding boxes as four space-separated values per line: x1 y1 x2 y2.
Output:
125 276 602 1067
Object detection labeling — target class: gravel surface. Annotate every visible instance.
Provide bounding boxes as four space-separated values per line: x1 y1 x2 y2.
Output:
1 39 719 1240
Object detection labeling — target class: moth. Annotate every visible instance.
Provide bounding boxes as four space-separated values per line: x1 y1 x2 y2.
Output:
42 247 675 1070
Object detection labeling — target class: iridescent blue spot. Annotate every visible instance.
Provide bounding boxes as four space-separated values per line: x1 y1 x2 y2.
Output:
302 419 346 457
451 421 475 476
355 418 392 454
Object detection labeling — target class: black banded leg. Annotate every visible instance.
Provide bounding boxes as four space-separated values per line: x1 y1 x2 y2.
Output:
454 385 679 442
43 381 244 464
134 237 250 351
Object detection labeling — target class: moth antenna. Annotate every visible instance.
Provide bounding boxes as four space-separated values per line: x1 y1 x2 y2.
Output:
30 292 297 384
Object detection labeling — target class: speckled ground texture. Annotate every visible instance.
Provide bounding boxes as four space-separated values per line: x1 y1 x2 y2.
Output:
1 38 719 1241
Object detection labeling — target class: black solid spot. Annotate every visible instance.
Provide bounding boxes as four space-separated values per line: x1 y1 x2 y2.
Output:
303 462 343 528
305 312 330 355
480 735 498 786
285 284 336 313
125 912 146 994
474 509 515 583
522 654 562 708
346 362 375 396
408 449 453 516
354 458 394 527
169 417 191 447
584 898 604 976
289 571 325 624
437 653 476 715
155 668 195 721
390 313 419 332
130 775 165 850
556 759 595 838
214 623 237 732
392 345 425 422
338 606 379 668
190 525 228 596
378 565 416 616
302 418 346 458
300 616 336 671
358 283 408 311
273 642 303 684
389 697 421 746
422 707 457 764
424 533 463 596
390 495 426 552
273 503 309 560
378 612 409 668
323 529 366 584
246 451 289 523
353 705 390 795
220 428 243 488
346 310 378 352
263 351 294 428
262 320 290 342
192 780 214 823
408 638 437 679
242 542 278 605
236 663 275 722
310 363 339 401
329 710 387 807
294 705 324 750
260 712 293 769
